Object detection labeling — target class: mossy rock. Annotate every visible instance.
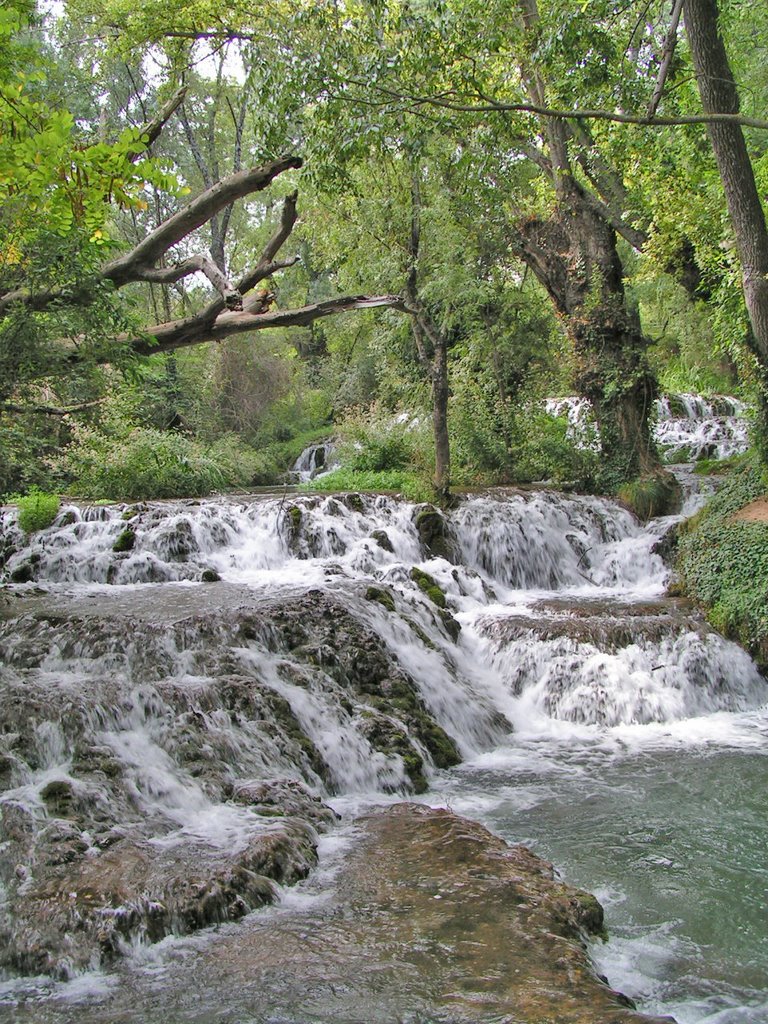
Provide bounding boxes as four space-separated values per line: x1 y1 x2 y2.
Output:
342 493 365 513
9 563 34 583
112 528 136 553
414 505 454 560
200 568 221 583
370 529 394 553
365 585 396 613
617 471 682 522
360 714 428 793
410 567 447 608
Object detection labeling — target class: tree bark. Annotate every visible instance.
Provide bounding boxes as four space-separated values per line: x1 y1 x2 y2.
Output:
406 167 452 501
513 0 659 483
685 0 768 373
125 295 407 355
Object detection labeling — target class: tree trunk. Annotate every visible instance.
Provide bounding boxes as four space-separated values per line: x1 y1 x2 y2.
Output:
431 332 451 501
685 0 768 376
407 166 452 501
516 177 658 482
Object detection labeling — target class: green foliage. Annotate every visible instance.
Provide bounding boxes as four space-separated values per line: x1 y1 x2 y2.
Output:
13 487 60 532
676 458 768 665
306 469 434 503
60 424 267 500
507 408 600 490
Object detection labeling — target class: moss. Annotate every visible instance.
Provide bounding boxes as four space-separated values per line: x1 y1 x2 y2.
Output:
570 890 608 941
365 585 396 613
410 567 447 608
617 471 681 522
342 493 365 513
10 564 34 583
112 528 136 553
264 691 329 785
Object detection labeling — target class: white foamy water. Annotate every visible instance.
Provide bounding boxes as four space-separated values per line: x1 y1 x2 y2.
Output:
546 393 750 462
1 464 766 1022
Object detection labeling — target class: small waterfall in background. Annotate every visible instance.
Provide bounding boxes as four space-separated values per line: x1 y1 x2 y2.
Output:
0 394 765 1024
546 393 750 462
288 439 339 482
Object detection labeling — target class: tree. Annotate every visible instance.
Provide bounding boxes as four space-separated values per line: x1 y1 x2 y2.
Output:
684 0 768 395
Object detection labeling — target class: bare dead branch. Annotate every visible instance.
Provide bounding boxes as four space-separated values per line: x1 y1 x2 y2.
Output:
132 255 243 309
127 295 407 356
0 399 105 417
102 155 303 288
648 0 686 118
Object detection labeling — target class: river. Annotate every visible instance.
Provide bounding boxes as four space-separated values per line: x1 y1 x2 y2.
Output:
0 455 766 1022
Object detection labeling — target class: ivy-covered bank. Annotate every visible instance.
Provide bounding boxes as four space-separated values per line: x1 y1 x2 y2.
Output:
675 458 768 670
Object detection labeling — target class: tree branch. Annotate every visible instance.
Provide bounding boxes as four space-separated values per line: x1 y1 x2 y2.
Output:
126 295 407 356
101 155 303 288
132 255 243 309
0 399 104 417
134 86 188 156
648 0 685 118
346 78 768 130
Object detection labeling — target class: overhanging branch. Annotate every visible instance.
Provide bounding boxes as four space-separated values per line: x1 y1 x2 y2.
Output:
127 295 407 356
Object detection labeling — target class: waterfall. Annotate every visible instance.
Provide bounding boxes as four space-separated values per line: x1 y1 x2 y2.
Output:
288 440 339 482
0 482 765 981
545 393 750 462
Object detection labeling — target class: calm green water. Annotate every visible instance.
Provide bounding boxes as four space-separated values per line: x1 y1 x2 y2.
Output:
421 710 768 1023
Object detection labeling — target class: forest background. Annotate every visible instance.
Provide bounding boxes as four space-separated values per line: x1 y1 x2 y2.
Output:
2 0 767 507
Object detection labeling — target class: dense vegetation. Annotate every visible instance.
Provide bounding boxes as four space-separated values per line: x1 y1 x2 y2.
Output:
1 0 767 505
676 457 768 668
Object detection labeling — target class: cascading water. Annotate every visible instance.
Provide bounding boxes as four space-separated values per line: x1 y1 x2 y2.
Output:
288 439 339 482
0 479 766 1022
546 393 750 462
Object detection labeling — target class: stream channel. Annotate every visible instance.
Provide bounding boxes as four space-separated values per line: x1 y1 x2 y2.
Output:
0 408 766 1024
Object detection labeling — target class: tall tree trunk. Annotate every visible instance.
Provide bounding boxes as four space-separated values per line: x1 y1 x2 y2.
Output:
516 176 658 482
514 0 659 485
685 0 768 385
407 167 452 501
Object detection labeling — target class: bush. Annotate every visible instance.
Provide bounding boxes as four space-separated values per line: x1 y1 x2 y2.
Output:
61 425 270 500
676 457 768 666
14 487 60 532
617 471 682 521
509 408 599 489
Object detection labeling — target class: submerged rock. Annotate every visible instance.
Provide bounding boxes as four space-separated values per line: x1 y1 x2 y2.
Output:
9 804 675 1023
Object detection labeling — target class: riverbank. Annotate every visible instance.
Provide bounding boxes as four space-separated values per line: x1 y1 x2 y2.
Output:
674 457 768 671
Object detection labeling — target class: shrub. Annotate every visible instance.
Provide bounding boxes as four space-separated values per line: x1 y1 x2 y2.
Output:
617 472 682 522
61 425 269 500
14 487 60 532
676 457 768 666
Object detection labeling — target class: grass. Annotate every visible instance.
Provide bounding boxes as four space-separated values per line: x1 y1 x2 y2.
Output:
302 468 435 503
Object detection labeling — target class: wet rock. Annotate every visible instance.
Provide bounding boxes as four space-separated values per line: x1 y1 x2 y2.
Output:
409 566 447 608
2 824 318 978
414 504 455 560
230 779 338 829
10 563 34 583
200 568 221 582
364 584 396 612
112 528 136 553
370 529 394 552
39 780 76 818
